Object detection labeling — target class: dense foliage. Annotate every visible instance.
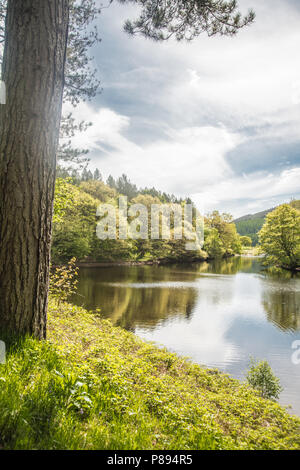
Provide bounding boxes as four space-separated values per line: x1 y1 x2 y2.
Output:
204 211 242 258
235 201 300 246
239 235 252 247
235 217 265 245
52 174 242 264
259 204 300 271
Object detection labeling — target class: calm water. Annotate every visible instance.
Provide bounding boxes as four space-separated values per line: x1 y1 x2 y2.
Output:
73 257 300 415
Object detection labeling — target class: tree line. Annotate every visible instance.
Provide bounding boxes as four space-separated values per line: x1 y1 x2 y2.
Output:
52 173 245 265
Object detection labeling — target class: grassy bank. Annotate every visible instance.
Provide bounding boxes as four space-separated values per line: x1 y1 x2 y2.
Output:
0 300 299 450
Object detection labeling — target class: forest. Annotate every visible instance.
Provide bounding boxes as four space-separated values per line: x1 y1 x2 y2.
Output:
53 169 244 265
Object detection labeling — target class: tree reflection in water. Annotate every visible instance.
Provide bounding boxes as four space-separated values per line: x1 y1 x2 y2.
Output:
72 257 300 414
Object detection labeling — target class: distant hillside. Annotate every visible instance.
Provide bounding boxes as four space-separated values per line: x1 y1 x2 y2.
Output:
234 208 275 224
234 200 300 245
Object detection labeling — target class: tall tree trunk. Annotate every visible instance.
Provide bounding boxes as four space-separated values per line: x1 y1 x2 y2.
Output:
0 0 69 339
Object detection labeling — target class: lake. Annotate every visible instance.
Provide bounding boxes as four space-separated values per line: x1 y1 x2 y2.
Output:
73 257 300 415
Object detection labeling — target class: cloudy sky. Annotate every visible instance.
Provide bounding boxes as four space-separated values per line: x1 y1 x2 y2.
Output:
67 0 300 218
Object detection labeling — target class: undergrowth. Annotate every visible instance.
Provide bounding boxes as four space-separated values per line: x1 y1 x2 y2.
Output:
0 299 299 450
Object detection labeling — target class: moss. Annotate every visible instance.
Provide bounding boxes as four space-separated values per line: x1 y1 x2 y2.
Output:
0 299 299 450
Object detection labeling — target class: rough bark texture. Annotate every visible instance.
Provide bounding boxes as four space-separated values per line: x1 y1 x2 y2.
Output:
0 0 69 338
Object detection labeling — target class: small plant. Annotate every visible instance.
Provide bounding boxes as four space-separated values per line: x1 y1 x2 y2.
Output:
49 257 79 303
246 358 282 401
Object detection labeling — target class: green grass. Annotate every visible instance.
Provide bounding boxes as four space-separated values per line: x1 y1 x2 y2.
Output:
0 300 300 450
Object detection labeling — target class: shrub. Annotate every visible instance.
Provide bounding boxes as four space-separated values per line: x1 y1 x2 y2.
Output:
246 359 282 401
49 258 79 303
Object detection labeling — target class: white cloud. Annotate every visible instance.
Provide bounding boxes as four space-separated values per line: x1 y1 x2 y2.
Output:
64 0 300 216
99 0 300 130
192 167 300 217
66 99 300 216
62 103 137 153
67 102 242 194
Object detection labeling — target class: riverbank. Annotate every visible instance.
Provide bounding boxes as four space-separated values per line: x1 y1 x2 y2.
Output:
53 253 237 268
73 258 206 268
1 300 299 450
52 257 207 269
280 265 300 273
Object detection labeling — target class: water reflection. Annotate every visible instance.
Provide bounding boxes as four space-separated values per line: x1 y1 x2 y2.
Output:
261 280 300 332
73 257 300 414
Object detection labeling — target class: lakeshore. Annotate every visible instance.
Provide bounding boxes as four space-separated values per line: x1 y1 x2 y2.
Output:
1 298 299 450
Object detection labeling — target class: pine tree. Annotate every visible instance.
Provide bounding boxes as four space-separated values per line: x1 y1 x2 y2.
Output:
93 168 103 181
107 175 117 190
0 0 69 338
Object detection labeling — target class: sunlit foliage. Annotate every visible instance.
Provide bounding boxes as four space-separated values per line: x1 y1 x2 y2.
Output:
259 204 300 271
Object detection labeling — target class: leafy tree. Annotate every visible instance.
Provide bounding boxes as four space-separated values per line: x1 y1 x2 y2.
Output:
52 181 98 263
52 224 92 263
240 235 252 247
54 178 76 224
207 210 233 231
204 228 225 258
206 211 241 255
79 180 117 202
259 205 300 271
131 193 161 208
246 359 282 401
235 201 300 247
222 223 242 255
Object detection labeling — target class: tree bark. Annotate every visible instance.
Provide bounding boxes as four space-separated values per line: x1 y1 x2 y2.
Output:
0 0 69 338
